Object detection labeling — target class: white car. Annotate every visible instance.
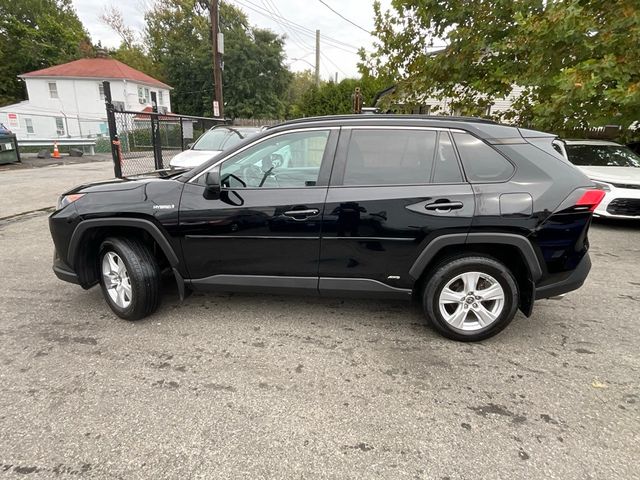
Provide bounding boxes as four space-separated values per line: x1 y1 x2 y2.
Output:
553 139 640 219
169 126 262 169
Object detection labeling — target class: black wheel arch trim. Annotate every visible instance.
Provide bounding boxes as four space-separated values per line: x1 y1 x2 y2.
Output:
68 218 180 269
409 232 543 282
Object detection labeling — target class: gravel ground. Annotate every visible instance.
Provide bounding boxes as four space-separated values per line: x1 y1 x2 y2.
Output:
0 164 638 479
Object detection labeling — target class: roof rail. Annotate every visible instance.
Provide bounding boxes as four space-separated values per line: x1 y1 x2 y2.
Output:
275 114 498 127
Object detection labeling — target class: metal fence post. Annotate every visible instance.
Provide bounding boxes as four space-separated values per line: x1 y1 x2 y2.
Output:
150 92 163 169
179 117 185 151
103 81 123 178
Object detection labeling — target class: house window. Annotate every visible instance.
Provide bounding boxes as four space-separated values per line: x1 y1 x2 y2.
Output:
138 86 144 103
98 83 105 100
55 117 65 136
159 91 164 106
144 88 150 103
25 118 34 134
48 82 59 99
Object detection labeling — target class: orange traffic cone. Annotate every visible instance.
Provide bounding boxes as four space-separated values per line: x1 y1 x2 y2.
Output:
52 141 61 158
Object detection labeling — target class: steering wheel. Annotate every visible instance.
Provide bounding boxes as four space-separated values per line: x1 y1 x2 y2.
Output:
241 164 263 187
270 153 284 168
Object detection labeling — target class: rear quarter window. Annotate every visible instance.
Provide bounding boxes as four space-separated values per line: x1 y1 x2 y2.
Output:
453 132 515 182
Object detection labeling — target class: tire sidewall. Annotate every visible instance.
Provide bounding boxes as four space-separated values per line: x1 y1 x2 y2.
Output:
424 257 519 341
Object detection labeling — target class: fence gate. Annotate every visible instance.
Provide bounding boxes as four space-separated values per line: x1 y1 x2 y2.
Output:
103 81 224 178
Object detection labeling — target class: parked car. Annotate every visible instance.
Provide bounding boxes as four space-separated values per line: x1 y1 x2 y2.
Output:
50 115 603 341
553 139 640 219
169 125 263 169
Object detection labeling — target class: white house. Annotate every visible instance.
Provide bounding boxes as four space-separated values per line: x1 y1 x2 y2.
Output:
0 56 172 140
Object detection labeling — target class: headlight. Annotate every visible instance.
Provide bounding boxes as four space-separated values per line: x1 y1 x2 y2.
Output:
57 193 85 210
592 180 612 192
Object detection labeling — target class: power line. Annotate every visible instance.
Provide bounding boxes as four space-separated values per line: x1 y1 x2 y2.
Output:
231 0 359 53
317 0 370 34
320 51 349 79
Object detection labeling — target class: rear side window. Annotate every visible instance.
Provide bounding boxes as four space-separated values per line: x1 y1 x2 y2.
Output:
453 132 514 182
343 129 437 186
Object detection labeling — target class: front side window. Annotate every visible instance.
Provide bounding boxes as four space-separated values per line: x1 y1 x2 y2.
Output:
220 130 330 188
159 91 164 105
48 82 58 99
343 129 437 186
55 117 65 136
98 83 105 100
25 118 34 134
453 132 514 182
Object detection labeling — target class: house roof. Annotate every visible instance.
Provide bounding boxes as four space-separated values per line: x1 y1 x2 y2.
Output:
20 58 171 89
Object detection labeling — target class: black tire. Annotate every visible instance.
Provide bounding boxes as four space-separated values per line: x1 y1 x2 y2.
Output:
422 255 519 342
98 237 161 321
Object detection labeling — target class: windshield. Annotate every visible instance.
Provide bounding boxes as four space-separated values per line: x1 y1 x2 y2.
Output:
565 144 640 167
192 128 246 151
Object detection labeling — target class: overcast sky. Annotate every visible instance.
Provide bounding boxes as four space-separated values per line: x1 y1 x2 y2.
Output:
72 0 393 81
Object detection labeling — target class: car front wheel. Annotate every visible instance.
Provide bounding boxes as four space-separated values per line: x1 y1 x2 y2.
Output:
99 237 161 321
423 255 519 341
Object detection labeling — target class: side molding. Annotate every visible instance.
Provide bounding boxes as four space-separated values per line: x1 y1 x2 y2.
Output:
190 275 319 294
319 277 412 299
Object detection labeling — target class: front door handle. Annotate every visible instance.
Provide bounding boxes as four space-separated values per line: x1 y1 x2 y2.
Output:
283 208 320 220
424 201 464 212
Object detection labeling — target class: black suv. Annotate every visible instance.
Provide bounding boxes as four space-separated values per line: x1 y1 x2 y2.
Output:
49 115 603 341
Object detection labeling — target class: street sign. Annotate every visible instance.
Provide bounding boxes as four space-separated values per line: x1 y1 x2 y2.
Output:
213 101 220 117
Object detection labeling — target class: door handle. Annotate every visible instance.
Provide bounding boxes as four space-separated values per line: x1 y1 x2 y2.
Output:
283 208 320 220
424 201 464 211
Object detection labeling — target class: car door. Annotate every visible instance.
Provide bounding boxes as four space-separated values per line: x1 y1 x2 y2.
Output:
319 126 475 295
179 127 338 292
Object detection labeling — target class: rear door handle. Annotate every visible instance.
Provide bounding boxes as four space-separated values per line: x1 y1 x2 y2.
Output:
283 208 320 220
424 201 464 211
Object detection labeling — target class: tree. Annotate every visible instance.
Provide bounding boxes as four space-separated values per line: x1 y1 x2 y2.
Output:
294 75 389 117
363 0 640 133
100 6 163 81
0 0 91 106
145 0 291 118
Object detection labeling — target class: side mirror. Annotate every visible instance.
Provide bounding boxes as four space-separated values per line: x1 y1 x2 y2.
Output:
203 166 221 199
186 142 194 149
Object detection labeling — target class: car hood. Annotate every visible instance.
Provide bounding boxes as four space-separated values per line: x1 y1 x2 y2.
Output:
576 166 640 185
169 149 222 168
65 171 184 195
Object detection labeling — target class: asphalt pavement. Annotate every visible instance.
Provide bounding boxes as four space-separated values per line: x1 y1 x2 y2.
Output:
0 163 638 479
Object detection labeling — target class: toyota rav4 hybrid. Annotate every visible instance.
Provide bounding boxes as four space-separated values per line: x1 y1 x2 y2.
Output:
50 116 604 341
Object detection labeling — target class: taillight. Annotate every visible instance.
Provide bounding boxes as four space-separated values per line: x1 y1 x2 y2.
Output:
575 189 606 212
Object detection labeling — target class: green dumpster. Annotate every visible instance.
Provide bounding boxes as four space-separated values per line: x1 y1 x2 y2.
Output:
0 129 20 165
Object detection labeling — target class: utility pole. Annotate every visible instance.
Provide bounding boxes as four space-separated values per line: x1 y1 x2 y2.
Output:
315 29 320 87
210 0 224 118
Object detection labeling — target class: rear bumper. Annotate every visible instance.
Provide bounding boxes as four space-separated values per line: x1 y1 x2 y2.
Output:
535 253 591 300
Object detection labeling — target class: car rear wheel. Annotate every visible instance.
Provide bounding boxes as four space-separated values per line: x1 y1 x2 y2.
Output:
99 237 161 321
423 255 519 341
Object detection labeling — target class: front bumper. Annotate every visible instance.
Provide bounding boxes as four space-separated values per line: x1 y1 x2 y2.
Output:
535 253 591 300
594 188 640 218
52 252 79 284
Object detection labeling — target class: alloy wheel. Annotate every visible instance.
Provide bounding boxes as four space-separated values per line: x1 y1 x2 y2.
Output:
102 251 132 309
438 271 505 332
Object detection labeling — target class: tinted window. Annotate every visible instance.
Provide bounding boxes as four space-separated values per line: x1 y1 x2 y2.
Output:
453 132 514 182
343 129 437 186
433 132 463 183
220 130 329 188
192 129 234 151
565 145 640 167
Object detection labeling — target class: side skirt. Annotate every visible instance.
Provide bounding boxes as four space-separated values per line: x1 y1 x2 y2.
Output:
188 275 412 299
